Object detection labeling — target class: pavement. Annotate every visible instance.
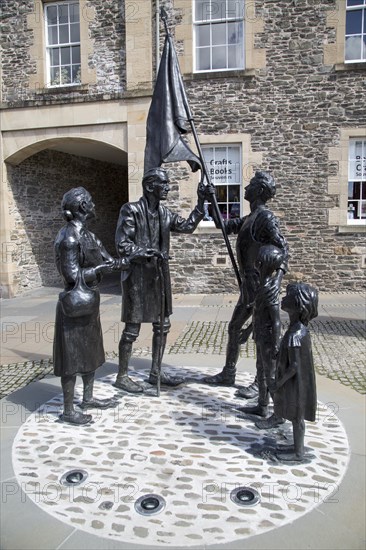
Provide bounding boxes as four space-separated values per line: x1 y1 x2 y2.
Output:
0 278 365 549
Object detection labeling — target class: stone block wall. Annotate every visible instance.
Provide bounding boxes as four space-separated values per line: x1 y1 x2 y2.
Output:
1 0 126 107
7 150 128 293
166 0 366 292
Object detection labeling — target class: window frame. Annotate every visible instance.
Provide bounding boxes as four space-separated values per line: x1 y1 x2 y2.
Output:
193 0 245 73
347 138 366 225
201 143 243 222
44 1 81 88
345 0 366 63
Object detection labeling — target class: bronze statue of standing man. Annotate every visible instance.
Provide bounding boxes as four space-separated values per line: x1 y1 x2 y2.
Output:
205 171 288 393
114 167 209 393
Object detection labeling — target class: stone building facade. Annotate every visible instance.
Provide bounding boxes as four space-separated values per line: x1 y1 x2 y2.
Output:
1 0 365 297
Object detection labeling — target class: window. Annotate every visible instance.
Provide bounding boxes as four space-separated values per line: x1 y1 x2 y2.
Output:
202 144 242 220
45 2 81 86
194 0 244 72
348 139 366 223
345 0 366 62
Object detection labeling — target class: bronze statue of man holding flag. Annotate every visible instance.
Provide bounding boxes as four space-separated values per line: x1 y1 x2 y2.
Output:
113 168 208 393
114 9 240 394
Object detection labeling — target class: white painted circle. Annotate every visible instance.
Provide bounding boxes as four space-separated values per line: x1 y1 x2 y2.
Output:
13 368 349 546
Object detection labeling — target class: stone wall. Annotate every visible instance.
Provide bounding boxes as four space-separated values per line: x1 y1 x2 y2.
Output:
167 0 366 292
7 150 128 293
1 0 126 107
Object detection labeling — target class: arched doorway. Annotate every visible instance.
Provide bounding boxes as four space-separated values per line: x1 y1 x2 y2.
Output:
2 137 128 296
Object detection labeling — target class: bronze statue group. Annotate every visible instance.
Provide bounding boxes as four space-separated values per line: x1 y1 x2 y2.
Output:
53 168 318 463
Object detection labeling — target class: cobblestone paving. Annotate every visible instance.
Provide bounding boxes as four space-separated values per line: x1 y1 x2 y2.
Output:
12 369 349 547
1 319 365 398
168 319 366 395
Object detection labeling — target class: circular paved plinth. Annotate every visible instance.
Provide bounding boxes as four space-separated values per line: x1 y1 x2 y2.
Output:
13 367 349 547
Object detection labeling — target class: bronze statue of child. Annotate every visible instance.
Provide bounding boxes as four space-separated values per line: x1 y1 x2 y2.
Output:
238 245 285 429
271 283 319 462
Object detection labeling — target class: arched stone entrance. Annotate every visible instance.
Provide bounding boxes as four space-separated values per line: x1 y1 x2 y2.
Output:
1 137 128 297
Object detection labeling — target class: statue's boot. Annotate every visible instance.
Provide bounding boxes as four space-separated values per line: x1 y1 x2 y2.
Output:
255 413 285 429
203 365 236 386
80 398 118 409
235 378 259 399
113 340 143 393
59 411 92 425
148 334 184 387
238 404 267 417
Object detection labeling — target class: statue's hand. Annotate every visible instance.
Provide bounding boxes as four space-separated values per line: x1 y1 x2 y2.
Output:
95 261 114 275
197 179 206 202
205 182 216 201
130 247 156 264
112 258 130 271
197 179 215 202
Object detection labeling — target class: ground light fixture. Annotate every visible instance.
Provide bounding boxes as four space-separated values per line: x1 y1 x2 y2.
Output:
134 494 166 516
230 486 261 507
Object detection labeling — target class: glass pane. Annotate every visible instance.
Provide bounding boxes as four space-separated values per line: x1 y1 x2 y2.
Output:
361 182 366 199
72 45 81 64
349 159 365 180
361 200 366 218
48 26 58 45
228 21 241 44
59 24 69 44
60 47 71 65
218 203 228 219
212 22 226 45
214 0 227 20
50 48 59 66
50 67 60 85
353 140 363 158
352 181 361 198
216 186 227 201
70 23 80 42
228 185 240 202
345 35 362 59
70 3 80 22
228 44 243 68
346 10 362 34
347 201 357 219
195 0 209 22
196 25 210 47
363 29 366 60
72 64 81 83
215 146 226 159
59 4 69 24
47 5 58 25
227 149 241 181
229 202 241 219
228 0 243 18
212 45 227 69
60 66 71 85
197 47 210 70
347 0 364 6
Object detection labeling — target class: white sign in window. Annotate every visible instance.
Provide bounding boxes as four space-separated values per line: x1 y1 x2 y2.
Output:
348 138 366 223
202 144 242 221
45 2 81 87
